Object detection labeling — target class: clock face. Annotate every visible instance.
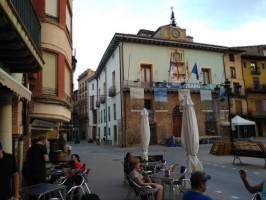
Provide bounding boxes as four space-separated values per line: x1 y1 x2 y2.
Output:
172 29 180 38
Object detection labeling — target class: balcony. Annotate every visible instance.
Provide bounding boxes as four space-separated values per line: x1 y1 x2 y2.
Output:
99 95 106 104
251 67 260 75
96 100 100 107
248 111 266 118
108 86 116 97
65 93 71 103
0 0 43 72
246 85 266 93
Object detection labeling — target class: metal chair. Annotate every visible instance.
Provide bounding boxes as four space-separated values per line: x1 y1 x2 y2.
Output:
178 178 191 200
127 177 155 200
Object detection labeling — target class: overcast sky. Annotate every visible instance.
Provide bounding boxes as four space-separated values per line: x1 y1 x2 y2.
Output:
72 0 266 89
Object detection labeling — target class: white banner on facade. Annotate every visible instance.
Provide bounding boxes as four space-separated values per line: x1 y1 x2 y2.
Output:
130 87 144 99
178 89 191 102
200 90 212 102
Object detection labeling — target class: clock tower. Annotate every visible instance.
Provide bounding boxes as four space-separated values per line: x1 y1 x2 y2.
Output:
153 8 193 42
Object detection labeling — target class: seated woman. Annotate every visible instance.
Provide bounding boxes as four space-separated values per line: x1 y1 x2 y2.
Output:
239 169 266 199
65 154 84 177
129 158 163 200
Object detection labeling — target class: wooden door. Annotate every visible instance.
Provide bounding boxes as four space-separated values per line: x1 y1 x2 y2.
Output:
172 115 182 137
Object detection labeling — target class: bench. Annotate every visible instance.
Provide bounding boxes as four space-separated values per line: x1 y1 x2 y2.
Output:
231 148 266 168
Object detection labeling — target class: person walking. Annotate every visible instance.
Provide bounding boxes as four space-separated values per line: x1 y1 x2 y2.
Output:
26 136 49 185
0 141 20 200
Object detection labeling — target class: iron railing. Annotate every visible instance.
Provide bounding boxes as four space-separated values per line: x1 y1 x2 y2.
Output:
65 93 71 103
11 0 41 49
108 86 116 97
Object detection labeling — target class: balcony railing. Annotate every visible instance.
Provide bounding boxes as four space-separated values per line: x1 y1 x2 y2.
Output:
250 67 260 75
246 85 266 93
11 0 41 48
108 86 116 97
65 93 71 103
96 100 100 107
248 111 266 118
99 95 106 104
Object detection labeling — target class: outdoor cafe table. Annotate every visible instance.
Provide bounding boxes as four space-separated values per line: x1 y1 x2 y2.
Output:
20 183 66 200
140 161 163 171
150 171 184 200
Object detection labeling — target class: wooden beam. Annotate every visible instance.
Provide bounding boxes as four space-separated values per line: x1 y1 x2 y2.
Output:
0 56 35 64
0 31 17 40
0 49 30 57
0 41 24 49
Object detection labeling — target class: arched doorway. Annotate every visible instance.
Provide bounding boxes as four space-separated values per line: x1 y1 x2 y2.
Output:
172 106 182 137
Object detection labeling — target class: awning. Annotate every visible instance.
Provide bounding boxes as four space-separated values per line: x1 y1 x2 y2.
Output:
31 127 58 140
0 68 31 100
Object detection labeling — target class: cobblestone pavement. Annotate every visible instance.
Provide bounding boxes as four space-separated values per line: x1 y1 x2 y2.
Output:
66 138 266 200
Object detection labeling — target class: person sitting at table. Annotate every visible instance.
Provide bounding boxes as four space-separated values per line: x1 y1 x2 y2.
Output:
129 158 163 200
124 152 135 175
65 154 84 177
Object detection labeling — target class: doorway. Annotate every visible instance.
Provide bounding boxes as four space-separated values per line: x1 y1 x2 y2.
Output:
172 106 182 137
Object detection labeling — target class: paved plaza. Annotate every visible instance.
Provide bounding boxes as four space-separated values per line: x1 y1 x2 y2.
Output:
66 138 266 200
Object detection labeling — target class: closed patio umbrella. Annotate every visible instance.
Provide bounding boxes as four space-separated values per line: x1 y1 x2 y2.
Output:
181 95 203 173
140 108 150 161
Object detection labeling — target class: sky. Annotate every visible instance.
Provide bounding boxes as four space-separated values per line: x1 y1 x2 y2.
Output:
72 0 266 89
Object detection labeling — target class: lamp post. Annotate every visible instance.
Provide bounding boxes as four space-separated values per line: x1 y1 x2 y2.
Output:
215 79 234 142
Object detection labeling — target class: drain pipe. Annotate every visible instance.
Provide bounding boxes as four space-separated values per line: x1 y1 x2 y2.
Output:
18 141 24 171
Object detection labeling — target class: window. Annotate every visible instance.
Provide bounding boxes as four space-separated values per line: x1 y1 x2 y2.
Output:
141 64 152 83
104 109 106 122
66 5 71 34
101 110 103 123
235 100 242 115
92 83 94 90
108 107 110 121
113 104 116 120
144 99 152 109
103 82 106 95
45 0 58 21
98 127 100 137
253 77 260 89
230 67 236 78
229 54 234 62
43 51 57 94
114 125 117 143
90 96 94 109
233 83 240 95
202 69 211 84
98 112 100 123
112 71 116 86
243 62 246 68
108 128 111 136
255 100 263 112
65 65 71 98
251 61 258 72
262 63 265 70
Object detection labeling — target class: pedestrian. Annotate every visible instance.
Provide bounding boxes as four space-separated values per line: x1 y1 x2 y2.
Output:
183 171 213 200
67 144 72 156
0 141 20 200
239 169 266 199
25 136 49 185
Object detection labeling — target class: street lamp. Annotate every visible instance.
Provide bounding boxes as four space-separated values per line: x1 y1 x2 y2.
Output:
215 79 233 142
